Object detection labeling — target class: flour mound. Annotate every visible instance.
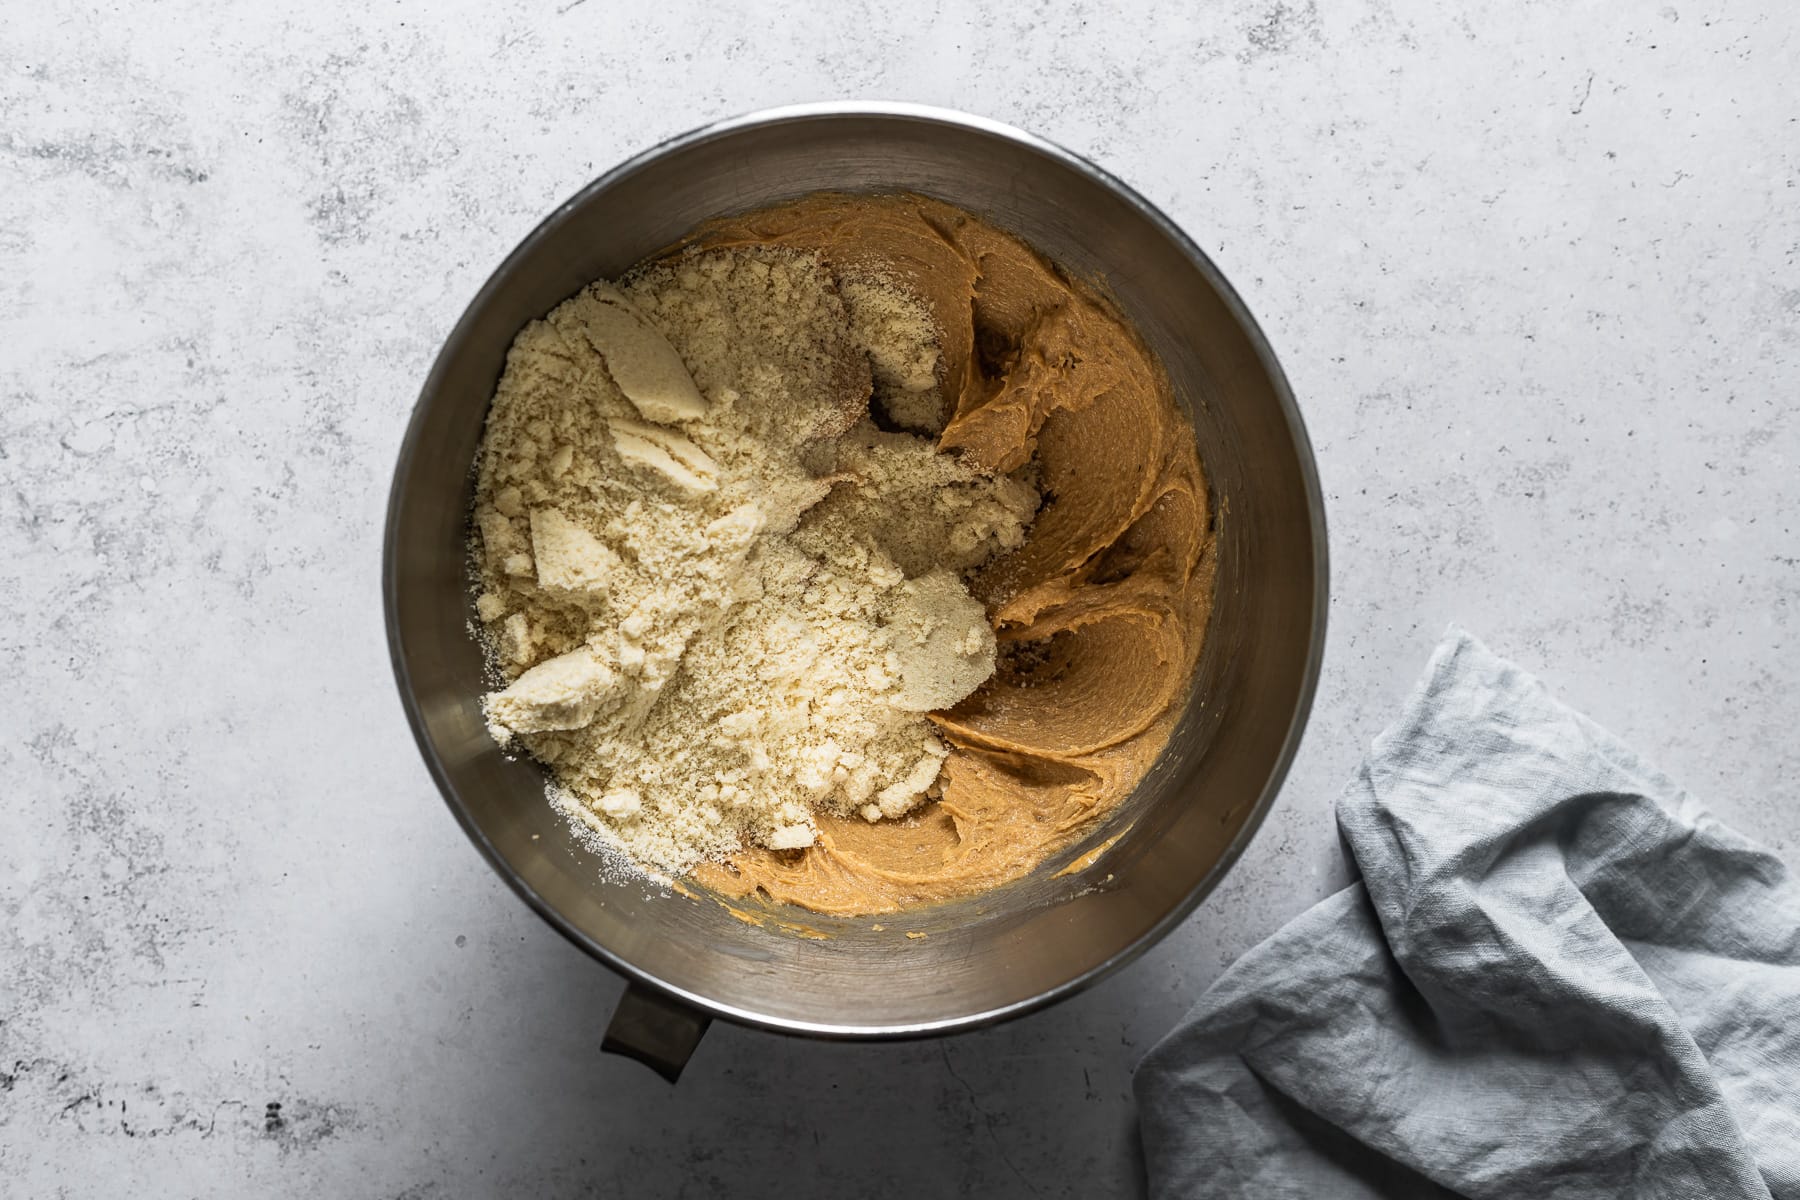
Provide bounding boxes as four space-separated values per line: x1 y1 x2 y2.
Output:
469 246 1037 873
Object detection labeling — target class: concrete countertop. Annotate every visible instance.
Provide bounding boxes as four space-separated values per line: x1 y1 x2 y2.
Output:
3 1 1795 1195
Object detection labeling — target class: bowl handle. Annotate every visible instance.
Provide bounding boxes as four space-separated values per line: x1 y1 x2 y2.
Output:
601 982 711 1082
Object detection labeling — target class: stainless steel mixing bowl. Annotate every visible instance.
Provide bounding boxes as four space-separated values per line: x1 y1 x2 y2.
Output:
384 103 1326 1079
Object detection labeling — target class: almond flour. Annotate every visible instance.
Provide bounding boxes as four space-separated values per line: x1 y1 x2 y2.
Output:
469 246 1038 875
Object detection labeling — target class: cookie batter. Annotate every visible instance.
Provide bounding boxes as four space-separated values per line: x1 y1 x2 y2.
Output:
686 195 1215 915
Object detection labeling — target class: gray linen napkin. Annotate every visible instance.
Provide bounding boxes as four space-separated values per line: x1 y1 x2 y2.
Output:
1135 630 1800 1199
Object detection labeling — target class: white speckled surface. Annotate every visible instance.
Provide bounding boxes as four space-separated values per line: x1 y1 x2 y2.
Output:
3 1 1796 1195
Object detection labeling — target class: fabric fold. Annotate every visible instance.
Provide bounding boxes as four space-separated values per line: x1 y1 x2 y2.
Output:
1136 629 1800 1200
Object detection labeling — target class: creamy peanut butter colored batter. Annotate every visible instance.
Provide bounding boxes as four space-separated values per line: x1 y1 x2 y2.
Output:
686 194 1215 916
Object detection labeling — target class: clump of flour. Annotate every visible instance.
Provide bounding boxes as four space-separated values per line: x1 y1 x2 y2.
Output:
469 247 1037 873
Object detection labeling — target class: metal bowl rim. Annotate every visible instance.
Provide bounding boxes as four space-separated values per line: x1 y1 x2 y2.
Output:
382 100 1330 1039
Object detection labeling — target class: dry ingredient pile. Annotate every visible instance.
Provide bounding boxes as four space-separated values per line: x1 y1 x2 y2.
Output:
473 245 1038 869
470 192 1215 916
